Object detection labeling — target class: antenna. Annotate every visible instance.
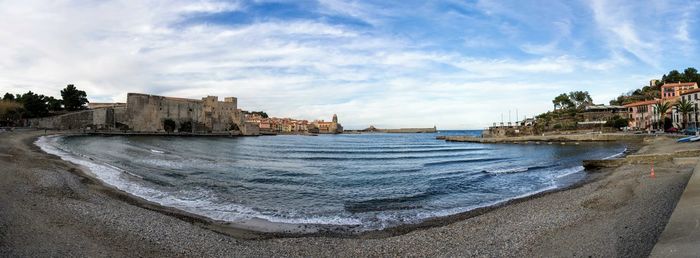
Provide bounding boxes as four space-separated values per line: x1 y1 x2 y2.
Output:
508 110 511 126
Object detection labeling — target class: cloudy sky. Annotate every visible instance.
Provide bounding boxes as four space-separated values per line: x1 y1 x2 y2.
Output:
0 0 698 129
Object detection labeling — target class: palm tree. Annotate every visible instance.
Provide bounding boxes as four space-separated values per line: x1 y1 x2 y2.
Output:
675 99 694 129
654 101 672 131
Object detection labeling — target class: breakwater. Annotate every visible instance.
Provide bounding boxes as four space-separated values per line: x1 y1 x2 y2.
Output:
347 126 438 134
438 133 648 143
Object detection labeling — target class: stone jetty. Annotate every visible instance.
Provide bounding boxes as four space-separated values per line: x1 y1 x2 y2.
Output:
438 133 648 143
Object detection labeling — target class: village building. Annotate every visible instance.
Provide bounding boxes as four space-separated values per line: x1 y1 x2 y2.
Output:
673 88 700 129
624 99 657 130
661 82 698 100
244 113 342 134
579 105 628 127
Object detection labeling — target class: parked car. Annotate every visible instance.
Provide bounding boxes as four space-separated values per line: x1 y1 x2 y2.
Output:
665 127 679 133
683 127 699 135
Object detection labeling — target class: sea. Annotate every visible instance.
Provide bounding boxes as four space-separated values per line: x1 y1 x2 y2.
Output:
36 130 627 233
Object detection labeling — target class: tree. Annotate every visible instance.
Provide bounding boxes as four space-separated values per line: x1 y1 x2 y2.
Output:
243 110 269 118
675 98 694 129
654 101 672 131
605 115 629 129
60 84 88 111
567 91 593 109
552 94 573 110
663 70 684 83
3 93 14 101
45 96 63 111
16 91 49 118
684 67 699 82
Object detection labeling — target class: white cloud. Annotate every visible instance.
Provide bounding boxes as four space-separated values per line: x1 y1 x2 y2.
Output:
0 0 693 129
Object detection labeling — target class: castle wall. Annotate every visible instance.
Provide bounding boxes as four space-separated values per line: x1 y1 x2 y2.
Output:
29 110 97 130
29 93 257 135
125 93 248 134
242 121 260 136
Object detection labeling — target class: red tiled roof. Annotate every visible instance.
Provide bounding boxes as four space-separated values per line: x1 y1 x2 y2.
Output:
661 82 698 88
681 88 700 95
623 99 658 107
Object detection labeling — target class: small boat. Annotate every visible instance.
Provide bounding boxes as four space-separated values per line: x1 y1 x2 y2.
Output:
689 136 700 142
677 136 694 142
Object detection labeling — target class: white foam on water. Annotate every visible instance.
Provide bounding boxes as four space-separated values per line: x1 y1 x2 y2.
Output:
602 147 627 160
36 136 260 222
36 135 363 228
150 149 165 154
554 166 585 179
412 184 558 222
485 167 529 174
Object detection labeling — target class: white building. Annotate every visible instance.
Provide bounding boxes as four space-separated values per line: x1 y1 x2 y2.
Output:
673 89 700 130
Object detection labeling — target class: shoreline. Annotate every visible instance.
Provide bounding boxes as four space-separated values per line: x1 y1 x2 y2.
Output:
1 129 696 256
33 132 630 239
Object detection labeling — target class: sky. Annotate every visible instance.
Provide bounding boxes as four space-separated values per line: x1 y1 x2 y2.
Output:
0 0 698 129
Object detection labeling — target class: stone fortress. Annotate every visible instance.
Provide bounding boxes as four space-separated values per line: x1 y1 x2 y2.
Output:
29 93 260 136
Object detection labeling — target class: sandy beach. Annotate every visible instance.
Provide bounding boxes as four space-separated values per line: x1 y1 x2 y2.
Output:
0 130 696 257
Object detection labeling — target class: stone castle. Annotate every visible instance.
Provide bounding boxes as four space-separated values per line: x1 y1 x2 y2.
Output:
29 93 259 135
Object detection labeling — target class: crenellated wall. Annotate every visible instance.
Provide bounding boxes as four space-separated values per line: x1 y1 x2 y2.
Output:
125 93 246 134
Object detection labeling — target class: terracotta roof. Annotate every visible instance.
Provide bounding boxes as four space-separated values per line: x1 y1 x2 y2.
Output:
681 88 700 95
623 99 659 107
661 82 698 88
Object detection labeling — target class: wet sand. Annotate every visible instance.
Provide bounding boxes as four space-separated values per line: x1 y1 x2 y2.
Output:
0 130 695 257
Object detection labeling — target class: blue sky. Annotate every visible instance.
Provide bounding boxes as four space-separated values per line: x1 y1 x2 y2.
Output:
0 0 698 129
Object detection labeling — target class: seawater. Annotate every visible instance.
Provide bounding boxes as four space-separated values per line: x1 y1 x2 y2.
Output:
37 131 626 232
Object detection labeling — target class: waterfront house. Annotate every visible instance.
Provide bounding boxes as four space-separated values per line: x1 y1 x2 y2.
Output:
624 99 658 130
673 88 700 129
661 82 698 100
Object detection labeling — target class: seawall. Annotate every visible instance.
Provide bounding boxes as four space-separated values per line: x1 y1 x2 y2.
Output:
439 133 650 143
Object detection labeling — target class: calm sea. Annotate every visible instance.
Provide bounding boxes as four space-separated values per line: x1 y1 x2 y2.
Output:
37 130 626 232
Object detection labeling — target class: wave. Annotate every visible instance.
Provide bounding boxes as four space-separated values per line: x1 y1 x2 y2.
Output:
411 184 559 222
424 157 507 167
554 166 585 178
483 164 554 174
602 147 627 160
150 149 165 154
298 153 472 161
278 147 485 155
344 193 431 213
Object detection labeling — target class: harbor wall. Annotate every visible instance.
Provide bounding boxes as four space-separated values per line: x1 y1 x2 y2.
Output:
440 134 648 143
